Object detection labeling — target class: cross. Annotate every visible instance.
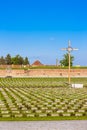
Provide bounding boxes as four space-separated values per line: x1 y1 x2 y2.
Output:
61 40 78 84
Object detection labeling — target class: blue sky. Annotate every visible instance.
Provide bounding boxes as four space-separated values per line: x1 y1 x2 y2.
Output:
0 0 87 65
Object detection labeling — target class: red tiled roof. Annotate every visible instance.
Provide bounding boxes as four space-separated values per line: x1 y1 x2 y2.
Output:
32 60 43 66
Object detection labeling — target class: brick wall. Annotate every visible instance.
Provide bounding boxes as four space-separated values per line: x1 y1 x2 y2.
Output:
26 69 87 77
0 70 25 77
0 69 87 77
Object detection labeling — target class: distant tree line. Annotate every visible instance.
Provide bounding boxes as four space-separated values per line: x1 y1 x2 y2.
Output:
0 54 30 65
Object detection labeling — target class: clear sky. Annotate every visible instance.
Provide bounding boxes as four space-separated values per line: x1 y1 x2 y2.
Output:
0 0 87 65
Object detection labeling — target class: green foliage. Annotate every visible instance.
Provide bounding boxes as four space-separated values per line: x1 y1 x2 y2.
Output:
0 54 30 65
11 55 24 65
60 53 74 66
5 54 11 65
24 57 30 65
0 56 5 64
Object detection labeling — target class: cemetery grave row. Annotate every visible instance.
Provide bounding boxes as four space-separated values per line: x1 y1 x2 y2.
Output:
0 85 87 119
0 77 87 88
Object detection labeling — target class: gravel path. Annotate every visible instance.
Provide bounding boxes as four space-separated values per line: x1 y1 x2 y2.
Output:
0 120 87 130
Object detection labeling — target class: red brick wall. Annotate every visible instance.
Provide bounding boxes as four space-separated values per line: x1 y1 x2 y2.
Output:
27 69 87 77
0 69 87 77
0 70 25 77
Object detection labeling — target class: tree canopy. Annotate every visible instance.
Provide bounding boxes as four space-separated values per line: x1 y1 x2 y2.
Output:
60 53 74 66
0 54 30 65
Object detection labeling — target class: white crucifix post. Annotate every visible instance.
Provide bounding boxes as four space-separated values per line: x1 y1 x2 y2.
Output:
61 40 78 84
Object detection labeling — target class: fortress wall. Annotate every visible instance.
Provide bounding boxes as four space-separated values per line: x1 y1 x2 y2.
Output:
0 69 25 77
27 69 87 77
0 69 87 77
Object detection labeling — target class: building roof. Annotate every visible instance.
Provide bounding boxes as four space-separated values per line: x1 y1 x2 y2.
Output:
31 60 43 66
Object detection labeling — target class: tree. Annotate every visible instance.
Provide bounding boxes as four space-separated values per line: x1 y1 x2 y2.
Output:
0 54 30 65
0 56 5 64
5 54 12 65
11 55 23 65
24 57 29 65
18 56 24 65
60 53 74 66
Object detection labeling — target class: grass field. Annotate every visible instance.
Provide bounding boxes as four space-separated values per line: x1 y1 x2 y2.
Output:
0 77 87 121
